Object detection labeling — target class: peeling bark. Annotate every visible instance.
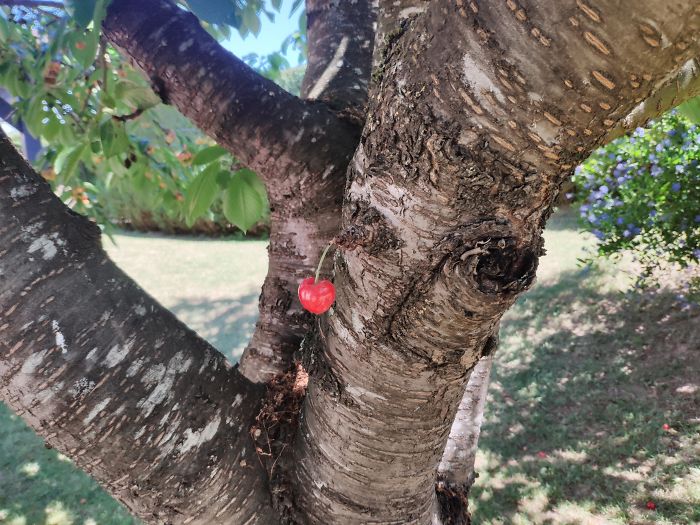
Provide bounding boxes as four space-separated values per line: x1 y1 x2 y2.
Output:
303 0 376 113
435 353 494 525
0 132 276 524
3 1 700 524
292 1 700 522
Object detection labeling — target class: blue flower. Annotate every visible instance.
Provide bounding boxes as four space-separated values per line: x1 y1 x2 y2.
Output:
651 165 663 177
694 215 700 223
675 165 685 174
694 249 700 259
671 182 681 192
616 217 625 225
649 210 657 218
656 143 664 152
668 129 677 137
623 229 631 238
599 185 609 195
592 229 605 240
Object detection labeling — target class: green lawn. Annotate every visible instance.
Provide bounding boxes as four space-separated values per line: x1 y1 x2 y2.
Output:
1 211 698 524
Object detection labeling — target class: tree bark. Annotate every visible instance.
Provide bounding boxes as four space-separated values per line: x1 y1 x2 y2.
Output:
0 131 276 524
291 1 700 522
103 0 370 383
436 353 494 524
2 1 700 524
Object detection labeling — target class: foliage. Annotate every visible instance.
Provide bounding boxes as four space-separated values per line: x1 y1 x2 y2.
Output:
0 1 305 234
573 110 700 282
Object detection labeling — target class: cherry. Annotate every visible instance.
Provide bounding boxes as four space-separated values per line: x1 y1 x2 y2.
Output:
298 243 336 314
298 277 335 314
646 501 656 510
662 423 670 431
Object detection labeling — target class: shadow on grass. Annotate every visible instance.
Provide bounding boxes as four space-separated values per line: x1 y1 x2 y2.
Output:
0 403 139 525
169 293 260 362
471 268 700 524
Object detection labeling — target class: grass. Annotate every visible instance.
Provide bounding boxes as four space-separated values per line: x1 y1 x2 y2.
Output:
1 210 698 524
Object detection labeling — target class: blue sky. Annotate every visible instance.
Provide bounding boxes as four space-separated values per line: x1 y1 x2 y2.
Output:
222 0 303 65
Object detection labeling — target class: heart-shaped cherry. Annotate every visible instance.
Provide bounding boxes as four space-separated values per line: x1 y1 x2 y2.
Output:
298 243 336 314
298 277 335 314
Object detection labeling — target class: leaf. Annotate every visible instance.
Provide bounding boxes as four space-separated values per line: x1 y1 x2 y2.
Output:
191 145 228 166
185 164 220 226
23 96 47 137
100 119 130 157
70 29 100 69
187 0 239 26
677 97 700 124
114 80 160 110
222 169 266 232
66 0 98 28
55 143 88 181
242 8 262 36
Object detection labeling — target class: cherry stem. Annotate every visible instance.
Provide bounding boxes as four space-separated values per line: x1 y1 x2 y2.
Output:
315 243 334 283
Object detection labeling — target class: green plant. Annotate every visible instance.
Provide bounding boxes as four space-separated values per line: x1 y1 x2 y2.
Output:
572 110 700 289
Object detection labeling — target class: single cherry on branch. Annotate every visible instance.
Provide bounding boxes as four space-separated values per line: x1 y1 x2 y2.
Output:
298 243 336 314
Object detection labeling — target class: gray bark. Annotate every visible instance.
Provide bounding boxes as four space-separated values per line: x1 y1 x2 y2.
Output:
0 132 277 524
1 1 700 524
292 1 700 522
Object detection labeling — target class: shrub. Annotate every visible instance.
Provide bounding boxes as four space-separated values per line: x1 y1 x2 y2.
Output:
572 111 699 281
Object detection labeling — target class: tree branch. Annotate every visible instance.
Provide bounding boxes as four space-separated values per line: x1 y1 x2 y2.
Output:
0 130 277 524
606 57 700 142
301 0 376 114
102 0 359 190
292 1 700 522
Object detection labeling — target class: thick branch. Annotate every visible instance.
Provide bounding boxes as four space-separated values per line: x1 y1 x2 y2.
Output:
239 1 374 382
607 57 700 141
302 0 376 113
103 0 359 191
0 131 276 525
292 1 700 523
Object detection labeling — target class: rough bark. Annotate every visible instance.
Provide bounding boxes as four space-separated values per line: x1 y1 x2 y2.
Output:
103 0 368 383
3 1 700 524
239 0 375 381
0 131 276 524
302 0 376 113
436 353 494 525
292 1 700 522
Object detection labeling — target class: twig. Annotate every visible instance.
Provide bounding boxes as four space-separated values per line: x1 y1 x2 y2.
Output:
112 107 144 122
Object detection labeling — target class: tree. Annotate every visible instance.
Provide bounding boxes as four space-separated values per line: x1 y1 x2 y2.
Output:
2 0 699 523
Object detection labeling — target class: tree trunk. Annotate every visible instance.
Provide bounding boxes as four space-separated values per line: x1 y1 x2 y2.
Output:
2 0 699 524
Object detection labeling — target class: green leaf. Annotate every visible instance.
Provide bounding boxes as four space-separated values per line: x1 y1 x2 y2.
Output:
70 30 100 69
66 0 109 28
677 97 700 124
242 8 262 36
185 164 220 226
191 145 228 166
222 169 266 232
0 17 10 43
100 119 130 158
187 0 239 26
114 80 160 110
55 143 88 181
23 96 47 137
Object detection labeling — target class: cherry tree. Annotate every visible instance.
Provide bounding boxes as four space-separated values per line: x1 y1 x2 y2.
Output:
2 0 699 523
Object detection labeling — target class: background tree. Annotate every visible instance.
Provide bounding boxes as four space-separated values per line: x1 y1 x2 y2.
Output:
1 0 699 523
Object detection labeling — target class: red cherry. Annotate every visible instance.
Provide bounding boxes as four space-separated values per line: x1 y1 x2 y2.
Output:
298 277 335 314
646 501 656 510
537 451 547 458
662 423 670 430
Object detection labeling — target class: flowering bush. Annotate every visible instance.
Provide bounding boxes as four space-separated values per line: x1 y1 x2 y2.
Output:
573 111 700 280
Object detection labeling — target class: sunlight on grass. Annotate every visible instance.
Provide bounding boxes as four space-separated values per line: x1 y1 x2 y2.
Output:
45 502 73 525
19 462 40 478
